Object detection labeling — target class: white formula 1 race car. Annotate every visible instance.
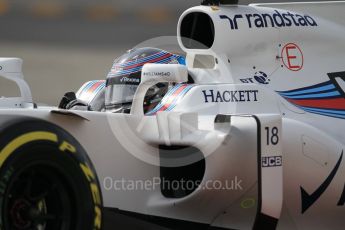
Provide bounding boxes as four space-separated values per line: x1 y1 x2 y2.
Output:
0 1 345 230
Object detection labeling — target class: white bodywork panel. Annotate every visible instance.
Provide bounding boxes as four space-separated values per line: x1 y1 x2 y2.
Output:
251 1 345 27
0 1 345 230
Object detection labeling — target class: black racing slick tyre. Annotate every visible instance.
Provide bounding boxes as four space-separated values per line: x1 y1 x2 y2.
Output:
0 119 102 230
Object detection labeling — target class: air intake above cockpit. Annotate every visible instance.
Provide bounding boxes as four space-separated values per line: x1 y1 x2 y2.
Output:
180 12 215 49
201 0 238 6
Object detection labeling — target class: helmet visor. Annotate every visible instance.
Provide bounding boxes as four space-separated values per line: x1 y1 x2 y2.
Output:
105 84 138 107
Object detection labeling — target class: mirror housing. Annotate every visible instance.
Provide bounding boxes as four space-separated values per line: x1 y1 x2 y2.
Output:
0 58 33 107
131 64 188 115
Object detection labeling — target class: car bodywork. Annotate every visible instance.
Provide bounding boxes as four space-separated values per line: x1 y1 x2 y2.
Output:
0 1 345 230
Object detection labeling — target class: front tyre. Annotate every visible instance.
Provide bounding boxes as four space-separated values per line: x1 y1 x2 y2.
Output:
0 119 102 230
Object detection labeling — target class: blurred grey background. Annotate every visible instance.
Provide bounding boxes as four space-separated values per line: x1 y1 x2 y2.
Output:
0 0 341 105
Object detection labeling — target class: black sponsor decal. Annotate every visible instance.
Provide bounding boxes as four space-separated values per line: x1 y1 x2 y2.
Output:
220 10 317 30
106 72 141 86
143 72 171 77
328 71 345 97
262 156 282 168
202 89 258 103
301 151 343 213
337 183 345 206
241 71 270 85
120 77 140 84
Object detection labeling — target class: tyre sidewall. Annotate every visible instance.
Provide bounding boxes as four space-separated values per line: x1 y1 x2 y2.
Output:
0 119 102 230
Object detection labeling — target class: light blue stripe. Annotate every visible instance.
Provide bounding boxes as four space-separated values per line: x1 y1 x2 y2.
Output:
165 86 191 111
284 91 340 99
303 109 345 119
94 82 106 95
152 58 175 65
302 107 345 115
166 85 194 111
81 81 96 94
126 51 168 65
118 51 168 67
147 84 182 114
146 84 183 115
146 86 179 115
113 58 168 76
110 56 176 77
113 66 143 75
108 68 140 77
121 54 173 70
116 52 164 67
280 84 335 96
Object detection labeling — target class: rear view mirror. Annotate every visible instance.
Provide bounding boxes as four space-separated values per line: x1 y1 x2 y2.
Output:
0 58 33 107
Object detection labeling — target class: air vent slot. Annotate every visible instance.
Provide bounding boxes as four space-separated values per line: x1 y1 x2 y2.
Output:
180 12 215 49
159 146 205 198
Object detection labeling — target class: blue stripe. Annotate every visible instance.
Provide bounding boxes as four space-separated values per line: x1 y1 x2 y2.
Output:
109 56 177 77
108 68 140 77
176 55 186 65
302 107 345 115
126 51 168 65
115 52 165 67
93 82 106 95
146 85 182 114
146 84 183 115
113 66 142 75
82 81 105 97
165 86 190 111
81 81 96 94
303 109 345 119
283 91 341 99
154 57 176 64
279 84 335 96
117 51 168 67
166 85 194 111
278 81 332 95
112 56 173 76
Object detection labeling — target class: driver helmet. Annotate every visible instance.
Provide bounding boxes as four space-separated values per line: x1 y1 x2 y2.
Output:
105 47 186 113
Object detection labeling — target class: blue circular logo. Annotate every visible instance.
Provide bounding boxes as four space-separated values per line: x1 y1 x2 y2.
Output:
254 71 269 84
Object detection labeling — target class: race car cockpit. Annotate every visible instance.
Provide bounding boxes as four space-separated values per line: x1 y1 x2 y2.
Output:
59 47 189 114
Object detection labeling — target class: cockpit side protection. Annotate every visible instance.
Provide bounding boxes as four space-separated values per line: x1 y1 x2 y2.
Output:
146 84 194 116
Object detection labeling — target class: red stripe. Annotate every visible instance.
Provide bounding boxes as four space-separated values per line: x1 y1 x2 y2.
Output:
87 82 102 93
287 98 345 110
158 85 188 112
123 54 172 70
